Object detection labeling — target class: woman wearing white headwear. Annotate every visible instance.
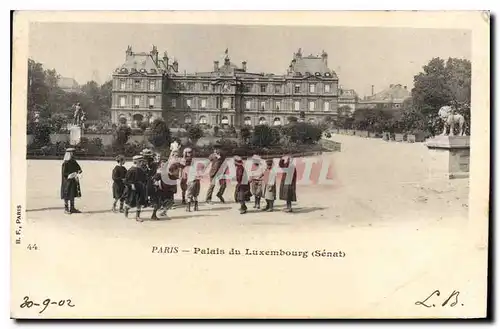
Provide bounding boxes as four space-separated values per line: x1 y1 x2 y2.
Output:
60 148 82 214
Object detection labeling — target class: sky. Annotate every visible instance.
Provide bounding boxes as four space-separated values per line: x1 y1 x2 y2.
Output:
28 23 471 97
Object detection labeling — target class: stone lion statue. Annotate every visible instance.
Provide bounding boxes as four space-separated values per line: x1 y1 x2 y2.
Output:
438 105 466 136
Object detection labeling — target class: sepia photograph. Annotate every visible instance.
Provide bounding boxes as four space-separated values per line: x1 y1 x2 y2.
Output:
11 11 489 319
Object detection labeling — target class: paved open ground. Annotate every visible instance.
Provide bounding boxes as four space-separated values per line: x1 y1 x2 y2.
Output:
13 135 485 318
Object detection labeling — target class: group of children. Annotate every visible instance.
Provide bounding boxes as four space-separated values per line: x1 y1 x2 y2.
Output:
107 144 298 222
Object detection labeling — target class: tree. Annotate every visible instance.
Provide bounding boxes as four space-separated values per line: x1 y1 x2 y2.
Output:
187 124 204 145
410 57 471 135
239 126 251 144
337 105 353 129
287 116 298 124
147 118 171 148
283 122 323 144
251 125 280 148
113 124 132 150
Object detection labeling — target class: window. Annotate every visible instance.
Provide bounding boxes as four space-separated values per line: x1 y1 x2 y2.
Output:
202 83 209 91
134 80 141 89
259 117 267 125
119 96 126 107
275 85 281 93
149 97 155 108
222 98 230 109
171 98 177 108
294 84 300 93
394 104 401 108
260 101 266 110
149 80 155 90
243 84 250 92
324 101 330 112
309 101 315 111
245 100 251 110
309 84 316 93
275 101 281 110
260 84 267 93
201 99 207 109
134 96 140 107
187 83 194 91
221 116 229 125
324 84 331 93
294 101 300 111
186 99 192 108
273 118 282 126
244 117 252 125
199 116 207 124
184 115 192 124
120 80 126 90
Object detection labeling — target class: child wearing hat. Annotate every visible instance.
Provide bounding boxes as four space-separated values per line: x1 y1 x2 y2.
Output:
111 155 127 213
234 156 250 214
278 155 297 213
181 149 202 212
180 147 193 205
156 160 182 219
123 155 148 222
60 147 83 214
249 154 264 209
262 159 277 212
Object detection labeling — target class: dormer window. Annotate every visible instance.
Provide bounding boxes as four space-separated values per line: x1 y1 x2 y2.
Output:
140 69 146 73
325 72 331 77
150 69 156 74
131 68 137 73
315 72 321 76
120 68 128 73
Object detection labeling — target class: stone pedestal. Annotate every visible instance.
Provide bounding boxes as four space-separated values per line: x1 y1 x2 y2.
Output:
425 136 470 179
69 125 82 145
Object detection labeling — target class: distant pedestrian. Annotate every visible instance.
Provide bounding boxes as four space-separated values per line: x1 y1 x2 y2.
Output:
205 145 228 204
111 154 127 213
249 154 264 209
60 147 83 214
123 155 148 222
279 155 297 213
262 159 277 212
182 149 201 212
234 156 250 214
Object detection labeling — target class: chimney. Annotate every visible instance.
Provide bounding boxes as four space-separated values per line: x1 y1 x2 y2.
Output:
321 50 328 66
172 59 178 73
404 85 407 90
371 85 374 96
150 45 158 64
242 61 247 72
163 51 169 68
126 45 133 60
214 60 219 71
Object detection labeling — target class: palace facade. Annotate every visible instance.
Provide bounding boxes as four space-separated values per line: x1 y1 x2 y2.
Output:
111 46 340 128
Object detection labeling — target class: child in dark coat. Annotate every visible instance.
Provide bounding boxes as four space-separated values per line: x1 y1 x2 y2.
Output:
112 155 127 213
279 155 297 213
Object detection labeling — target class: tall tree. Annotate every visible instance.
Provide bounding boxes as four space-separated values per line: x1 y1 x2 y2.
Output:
410 57 471 135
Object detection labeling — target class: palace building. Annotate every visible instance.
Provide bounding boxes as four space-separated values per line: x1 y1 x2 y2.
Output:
111 46 340 128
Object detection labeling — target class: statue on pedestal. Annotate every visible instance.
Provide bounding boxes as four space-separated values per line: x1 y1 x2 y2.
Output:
438 105 466 136
72 102 86 127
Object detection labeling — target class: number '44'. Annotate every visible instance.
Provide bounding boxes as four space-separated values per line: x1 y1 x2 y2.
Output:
27 244 38 251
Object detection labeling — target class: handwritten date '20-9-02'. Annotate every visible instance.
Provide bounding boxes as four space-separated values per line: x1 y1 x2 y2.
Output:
20 296 75 314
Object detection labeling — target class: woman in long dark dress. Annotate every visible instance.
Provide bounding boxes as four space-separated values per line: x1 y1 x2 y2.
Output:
278 155 297 213
60 147 83 214
123 155 148 222
111 155 127 213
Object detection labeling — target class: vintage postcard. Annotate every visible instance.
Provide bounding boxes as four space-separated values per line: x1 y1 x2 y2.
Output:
11 11 490 319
